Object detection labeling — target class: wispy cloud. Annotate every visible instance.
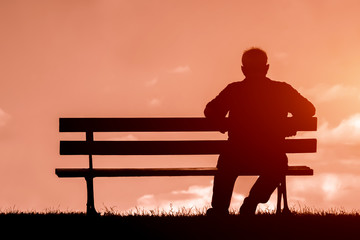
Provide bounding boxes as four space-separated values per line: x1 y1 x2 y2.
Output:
147 98 162 107
102 134 138 141
299 84 360 103
274 52 288 60
316 113 360 145
293 113 360 173
299 113 360 147
134 181 278 213
145 77 159 87
170 65 191 74
288 173 360 210
132 171 360 213
273 51 289 65
286 113 360 210
0 108 10 127
136 183 213 211
133 174 360 213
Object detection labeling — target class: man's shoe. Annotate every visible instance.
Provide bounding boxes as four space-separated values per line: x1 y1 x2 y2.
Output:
239 197 257 216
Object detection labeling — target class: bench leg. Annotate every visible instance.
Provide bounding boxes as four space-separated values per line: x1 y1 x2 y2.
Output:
276 175 291 215
85 177 98 216
281 176 291 215
276 182 282 215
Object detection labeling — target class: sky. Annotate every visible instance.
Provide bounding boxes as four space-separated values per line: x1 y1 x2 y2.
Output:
1 0 360 213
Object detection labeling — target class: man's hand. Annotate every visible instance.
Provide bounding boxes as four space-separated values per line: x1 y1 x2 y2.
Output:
219 125 228 134
285 129 297 137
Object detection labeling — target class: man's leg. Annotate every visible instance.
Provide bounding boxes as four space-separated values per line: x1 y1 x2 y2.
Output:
207 171 237 216
240 174 282 215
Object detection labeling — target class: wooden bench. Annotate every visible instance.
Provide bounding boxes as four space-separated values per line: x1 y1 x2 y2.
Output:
56 117 317 215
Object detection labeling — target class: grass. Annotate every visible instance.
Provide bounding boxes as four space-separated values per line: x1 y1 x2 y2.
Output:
1 206 360 239
100 204 360 217
2 204 360 217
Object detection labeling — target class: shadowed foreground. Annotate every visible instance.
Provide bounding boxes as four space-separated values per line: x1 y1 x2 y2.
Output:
1 213 359 239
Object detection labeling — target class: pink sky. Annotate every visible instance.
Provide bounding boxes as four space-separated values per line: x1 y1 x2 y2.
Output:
1 0 360 213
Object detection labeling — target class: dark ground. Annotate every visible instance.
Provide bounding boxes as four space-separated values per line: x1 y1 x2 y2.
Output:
1 213 359 239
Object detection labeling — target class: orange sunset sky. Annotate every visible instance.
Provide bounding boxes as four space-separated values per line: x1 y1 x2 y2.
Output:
1 0 360 213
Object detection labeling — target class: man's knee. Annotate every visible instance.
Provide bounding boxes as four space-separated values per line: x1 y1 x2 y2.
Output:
249 190 272 203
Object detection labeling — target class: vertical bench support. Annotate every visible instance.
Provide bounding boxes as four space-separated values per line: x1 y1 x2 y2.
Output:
85 174 97 216
276 175 291 215
86 131 97 216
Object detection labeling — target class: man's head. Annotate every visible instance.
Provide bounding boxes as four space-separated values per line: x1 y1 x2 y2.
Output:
241 47 269 77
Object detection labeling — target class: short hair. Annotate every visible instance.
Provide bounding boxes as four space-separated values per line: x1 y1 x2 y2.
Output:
242 48 268 68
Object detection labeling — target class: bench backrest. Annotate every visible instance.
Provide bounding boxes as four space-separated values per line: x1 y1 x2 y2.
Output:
60 117 317 158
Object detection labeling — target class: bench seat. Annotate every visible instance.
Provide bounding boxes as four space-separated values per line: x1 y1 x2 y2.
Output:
56 166 313 178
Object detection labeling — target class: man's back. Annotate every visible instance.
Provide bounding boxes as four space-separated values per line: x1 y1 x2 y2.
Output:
205 76 315 142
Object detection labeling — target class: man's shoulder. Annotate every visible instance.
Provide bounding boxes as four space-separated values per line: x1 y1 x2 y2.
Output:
267 78 294 90
224 78 295 92
217 81 244 95
228 80 245 86
225 80 246 89
267 78 289 86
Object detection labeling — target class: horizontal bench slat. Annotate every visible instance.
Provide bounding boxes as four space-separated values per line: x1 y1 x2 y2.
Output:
59 117 317 132
60 139 316 155
55 166 313 178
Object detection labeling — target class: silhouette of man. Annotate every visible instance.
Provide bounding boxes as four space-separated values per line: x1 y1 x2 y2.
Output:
205 48 315 216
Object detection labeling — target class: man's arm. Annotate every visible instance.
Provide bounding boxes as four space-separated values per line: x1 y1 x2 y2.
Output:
204 84 233 133
204 84 232 119
286 84 316 117
284 84 315 137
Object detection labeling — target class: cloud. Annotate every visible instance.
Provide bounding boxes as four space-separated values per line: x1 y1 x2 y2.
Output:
147 98 162 107
135 181 245 213
287 113 360 210
273 52 289 65
145 77 158 87
288 173 360 210
274 52 288 60
318 113 360 145
294 113 360 171
300 113 360 146
134 181 279 213
133 174 360 214
299 84 360 103
170 65 191 74
108 134 138 141
136 183 213 212
0 108 11 127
